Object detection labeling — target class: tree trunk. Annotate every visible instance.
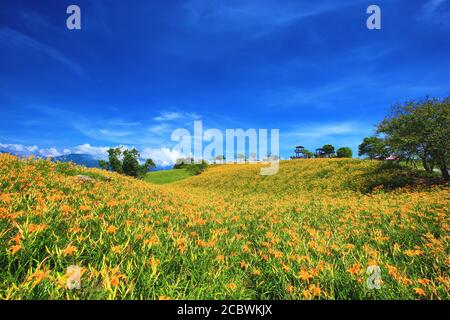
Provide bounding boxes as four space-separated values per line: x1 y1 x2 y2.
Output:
439 160 449 179
422 158 432 172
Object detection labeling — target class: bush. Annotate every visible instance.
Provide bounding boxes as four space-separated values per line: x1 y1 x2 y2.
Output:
336 147 353 158
174 160 208 176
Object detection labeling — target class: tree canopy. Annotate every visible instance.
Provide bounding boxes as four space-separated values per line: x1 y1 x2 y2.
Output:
377 96 449 178
358 136 389 160
99 148 156 178
336 147 353 158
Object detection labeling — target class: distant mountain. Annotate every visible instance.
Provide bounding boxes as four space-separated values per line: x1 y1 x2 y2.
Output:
52 154 100 168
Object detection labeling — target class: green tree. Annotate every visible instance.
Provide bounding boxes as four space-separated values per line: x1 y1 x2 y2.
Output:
336 147 353 158
98 159 109 170
322 144 335 157
138 159 156 177
358 137 389 160
122 149 141 177
103 148 156 179
377 96 450 178
107 148 123 174
303 149 314 158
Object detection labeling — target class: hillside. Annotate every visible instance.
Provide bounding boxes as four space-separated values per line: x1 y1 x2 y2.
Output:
0 154 448 299
144 168 192 184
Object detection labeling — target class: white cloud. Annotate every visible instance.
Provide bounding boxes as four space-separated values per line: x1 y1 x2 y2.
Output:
141 147 186 167
69 144 111 159
0 142 186 167
0 143 62 157
153 111 200 122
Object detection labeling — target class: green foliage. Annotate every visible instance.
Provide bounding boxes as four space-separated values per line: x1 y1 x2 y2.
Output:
122 149 141 177
358 136 389 160
98 160 109 170
101 148 156 179
377 96 450 179
186 161 208 175
351 161 439 193
173 158 194 169
336 147 353 158
173 158 208 175
322 144 335 157
107 148 123 174
139 159 156 177
302 149 314 158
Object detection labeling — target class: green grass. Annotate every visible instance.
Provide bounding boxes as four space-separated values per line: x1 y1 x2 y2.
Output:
143 168 192 184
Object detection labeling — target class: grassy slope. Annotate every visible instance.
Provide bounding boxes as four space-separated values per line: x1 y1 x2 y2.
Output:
144 168 191 184
0 154 448 299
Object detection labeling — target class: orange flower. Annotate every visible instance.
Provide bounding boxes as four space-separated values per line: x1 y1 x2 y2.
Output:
110 272 126 287
251 268 262 276
226 282 237 291
27 269 48 286
60 205 71 214
79 205 91 211
144 235 159 246
286 284 295 294
63 245 78 256
149 256 160 272
404 249 424 257
10 233 22 244
418 278 431 286
347 263 361 276
309 284 321 297
27 224 48 233
9 244 22 255
111 245 122 253
107 225 117 234
414 288 426 296
298 269 313 282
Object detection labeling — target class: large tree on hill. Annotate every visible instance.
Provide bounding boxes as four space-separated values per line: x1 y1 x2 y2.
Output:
377 96 450 179
336 147 353 158
358 136 389 160
322 144 335 157
107 148 123 174
100 148 156 178
122 149 141 177
139 159 156 176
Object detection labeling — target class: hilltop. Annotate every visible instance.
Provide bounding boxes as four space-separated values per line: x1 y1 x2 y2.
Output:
0 154 448 299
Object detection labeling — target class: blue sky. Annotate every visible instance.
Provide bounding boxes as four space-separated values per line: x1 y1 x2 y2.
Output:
0 0 449 164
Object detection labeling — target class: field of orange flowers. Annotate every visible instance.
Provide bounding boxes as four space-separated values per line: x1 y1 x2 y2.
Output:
0 153 448 299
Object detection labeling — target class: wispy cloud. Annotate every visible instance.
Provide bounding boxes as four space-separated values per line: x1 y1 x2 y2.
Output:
183 0 366 35
153 111 200 122
419 0 450 26
74 111 201 146
0 27 84 76
281 121 373 155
